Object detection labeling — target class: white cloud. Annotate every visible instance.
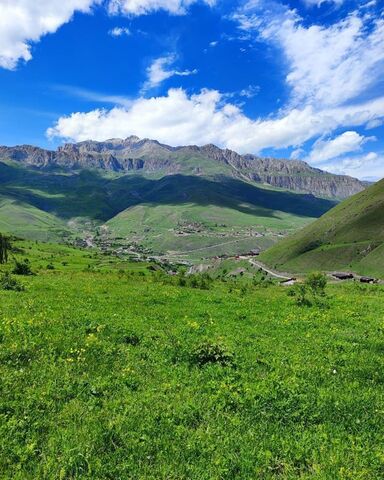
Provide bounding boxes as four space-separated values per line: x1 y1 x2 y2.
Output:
322 152 384 181
47 87 384 155
0 0 214 70
109 26 131 36
366 118 383 129
307 131 376 164
290 148 305 160
0 0 100 70
142 55 197 90
107 0 215 16
239 85 260 98
302 0 344 7
234 1 384 109
53 85 132 106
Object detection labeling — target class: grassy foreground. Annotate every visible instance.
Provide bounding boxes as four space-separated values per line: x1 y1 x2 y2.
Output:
1 243 384 478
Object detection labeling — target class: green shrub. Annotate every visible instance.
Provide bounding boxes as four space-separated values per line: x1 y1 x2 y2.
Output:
292 283 312 306
289 272 329 307
46 263 55 270
0 272 24 291
122 332 141 346
305 271 327 296
12 259 33 276
191 340 234 367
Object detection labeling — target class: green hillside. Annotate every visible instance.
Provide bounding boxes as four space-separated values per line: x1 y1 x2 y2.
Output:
0 160 336 258
260 178 384 276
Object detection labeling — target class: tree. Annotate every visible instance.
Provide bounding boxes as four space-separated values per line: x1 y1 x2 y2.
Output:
0 234 11 264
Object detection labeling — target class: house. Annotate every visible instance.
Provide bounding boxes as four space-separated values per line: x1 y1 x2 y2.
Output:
332 272 354 280
360 276 377 284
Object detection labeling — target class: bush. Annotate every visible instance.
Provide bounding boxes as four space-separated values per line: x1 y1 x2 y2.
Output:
191 340 234 367
289 272 329 307
292 283 312 306
12 259 33 276
0 272 24 291
122 332 141 346
46 263 55 270
305 271 327 296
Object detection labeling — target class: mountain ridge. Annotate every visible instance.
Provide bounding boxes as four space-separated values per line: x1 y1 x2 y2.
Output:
0 136 367 199
260 178 384 277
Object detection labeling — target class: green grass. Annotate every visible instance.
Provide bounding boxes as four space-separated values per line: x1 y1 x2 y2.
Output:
0 196 72 242
261 178 384 276
1 240 384 478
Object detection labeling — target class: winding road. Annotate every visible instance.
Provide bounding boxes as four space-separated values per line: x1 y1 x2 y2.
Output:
249 259 292 280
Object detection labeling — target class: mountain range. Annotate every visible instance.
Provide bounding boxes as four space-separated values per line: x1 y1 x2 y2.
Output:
0 136 366 199
0 136 369 259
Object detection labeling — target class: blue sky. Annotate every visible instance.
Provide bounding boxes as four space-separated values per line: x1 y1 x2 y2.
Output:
0 0 383 180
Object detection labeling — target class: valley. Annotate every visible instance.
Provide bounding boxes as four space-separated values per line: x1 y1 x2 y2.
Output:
0 137 351 260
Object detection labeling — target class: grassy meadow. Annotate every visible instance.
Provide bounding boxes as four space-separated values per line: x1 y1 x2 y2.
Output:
1 241 384 479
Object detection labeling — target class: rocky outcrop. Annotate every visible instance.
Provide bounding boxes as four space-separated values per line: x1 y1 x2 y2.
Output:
0 136 367 199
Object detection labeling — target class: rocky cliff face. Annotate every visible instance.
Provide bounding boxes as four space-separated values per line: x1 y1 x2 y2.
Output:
0 136 367 199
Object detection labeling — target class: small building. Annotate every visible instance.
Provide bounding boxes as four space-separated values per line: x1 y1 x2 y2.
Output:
249 249 261 256
332 272 354 280
360 276 377 284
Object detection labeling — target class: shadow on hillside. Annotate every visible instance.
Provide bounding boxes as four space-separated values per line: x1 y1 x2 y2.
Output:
0 162 336 222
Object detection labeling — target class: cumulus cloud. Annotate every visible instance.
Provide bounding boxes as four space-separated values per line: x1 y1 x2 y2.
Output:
107 0 215 16
109 26 131 36
0 0 99 69
142 55 197 91
47 88 384 155
234 1 384 108
322 152 384 181
307 131 376 164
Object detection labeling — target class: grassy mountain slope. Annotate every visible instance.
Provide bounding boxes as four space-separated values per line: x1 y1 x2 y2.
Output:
0 159 336 257
260 178 384 276
0 195 71 242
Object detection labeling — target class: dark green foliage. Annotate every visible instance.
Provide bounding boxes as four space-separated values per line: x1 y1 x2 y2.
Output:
191 340 234 367
0 272 24 291
46 263 55 270
152 271 213 290
122 332 141 346
0 233 10 264
12 258 33 275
